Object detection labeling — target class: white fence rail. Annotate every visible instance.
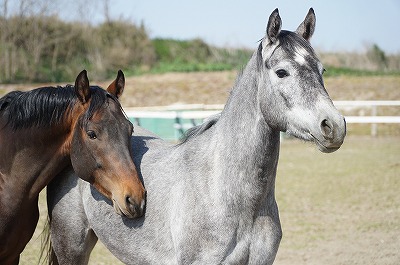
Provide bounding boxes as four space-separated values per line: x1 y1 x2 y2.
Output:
125 101 400 137
333 101 400 135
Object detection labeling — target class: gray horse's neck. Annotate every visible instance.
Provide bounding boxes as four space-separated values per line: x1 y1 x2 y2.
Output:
210 52 280 214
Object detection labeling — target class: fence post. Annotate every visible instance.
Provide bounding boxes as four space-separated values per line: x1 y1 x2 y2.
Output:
371 106 377 136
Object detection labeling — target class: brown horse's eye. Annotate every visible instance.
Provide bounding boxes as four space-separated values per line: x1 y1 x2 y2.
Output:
87 130 97 139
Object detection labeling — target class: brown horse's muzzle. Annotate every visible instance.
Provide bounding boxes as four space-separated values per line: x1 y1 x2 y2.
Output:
91 169 146 219
118 190 147 218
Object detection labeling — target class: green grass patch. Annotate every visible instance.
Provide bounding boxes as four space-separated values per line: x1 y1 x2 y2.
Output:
324 66 400 77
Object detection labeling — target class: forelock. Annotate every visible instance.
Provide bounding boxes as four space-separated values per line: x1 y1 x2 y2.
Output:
259 30 318 69
277 30 317 62
80 86 122 129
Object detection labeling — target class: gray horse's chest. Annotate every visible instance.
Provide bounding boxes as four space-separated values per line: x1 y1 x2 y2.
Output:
173 218 251 264
172 192 279 264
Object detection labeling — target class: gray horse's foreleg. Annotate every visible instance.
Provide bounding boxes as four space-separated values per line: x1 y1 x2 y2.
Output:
248 215 282 265
50 221 98 265
47 170 97 265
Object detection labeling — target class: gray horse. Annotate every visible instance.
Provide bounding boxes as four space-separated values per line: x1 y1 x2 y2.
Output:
46 8 346 265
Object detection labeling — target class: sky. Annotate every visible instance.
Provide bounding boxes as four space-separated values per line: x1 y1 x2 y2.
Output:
7 0 400 53
103 0 400 53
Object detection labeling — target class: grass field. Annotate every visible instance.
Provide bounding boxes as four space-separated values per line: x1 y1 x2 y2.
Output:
20 136 400 264
275 136 400 265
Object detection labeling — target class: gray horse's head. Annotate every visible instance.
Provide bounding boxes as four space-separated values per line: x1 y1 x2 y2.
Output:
258 8 346 153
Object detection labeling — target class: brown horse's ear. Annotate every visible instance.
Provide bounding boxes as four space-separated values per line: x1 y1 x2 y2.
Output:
266 8 281 44
296 8 316 41
75 70 91 104
107 70 125 99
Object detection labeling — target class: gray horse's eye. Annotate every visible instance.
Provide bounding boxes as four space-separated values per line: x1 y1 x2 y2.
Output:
276 69 289 78
87 130 97 139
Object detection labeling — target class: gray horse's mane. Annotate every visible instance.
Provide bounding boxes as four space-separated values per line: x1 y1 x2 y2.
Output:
179 113 221 144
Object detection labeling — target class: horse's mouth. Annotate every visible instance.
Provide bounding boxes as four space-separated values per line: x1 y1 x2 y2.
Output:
310 134 342 153
314 140 340 153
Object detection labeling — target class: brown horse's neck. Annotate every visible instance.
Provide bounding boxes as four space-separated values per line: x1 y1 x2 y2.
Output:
0 115 79 203
28 115 83 199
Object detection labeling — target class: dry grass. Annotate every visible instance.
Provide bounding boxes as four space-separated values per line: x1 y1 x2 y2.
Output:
324 75 400 101
113 72 400 107
1 71 399 106
275 136 400 265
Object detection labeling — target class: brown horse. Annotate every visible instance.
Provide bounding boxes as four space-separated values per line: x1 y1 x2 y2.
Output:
0 70 146 264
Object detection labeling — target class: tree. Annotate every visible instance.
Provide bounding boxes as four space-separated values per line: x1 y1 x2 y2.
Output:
367 44 388 70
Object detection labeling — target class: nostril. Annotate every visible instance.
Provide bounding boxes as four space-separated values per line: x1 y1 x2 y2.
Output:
126 195 132 205
125 195 145 217
320 119 334 140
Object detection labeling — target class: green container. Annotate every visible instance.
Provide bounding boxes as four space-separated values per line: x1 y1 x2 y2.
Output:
129 116 203 142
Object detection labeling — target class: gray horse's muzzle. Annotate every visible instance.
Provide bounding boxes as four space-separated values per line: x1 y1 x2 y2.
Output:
313 116 346 153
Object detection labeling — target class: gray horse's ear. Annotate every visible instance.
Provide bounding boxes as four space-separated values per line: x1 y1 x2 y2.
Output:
266 8 281 43
296 8 316 41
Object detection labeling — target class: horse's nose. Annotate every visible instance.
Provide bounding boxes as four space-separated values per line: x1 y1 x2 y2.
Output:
320 118 334 140
125 192 146 218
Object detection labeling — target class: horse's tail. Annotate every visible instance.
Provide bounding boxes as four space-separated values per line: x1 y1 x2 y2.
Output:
39 217 59 265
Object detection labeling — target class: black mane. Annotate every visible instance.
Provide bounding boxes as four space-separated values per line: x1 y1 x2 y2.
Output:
0 85 116 131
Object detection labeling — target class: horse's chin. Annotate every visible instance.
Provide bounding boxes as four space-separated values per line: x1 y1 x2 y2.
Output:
314 140 341 153
285 128 342 153
311 134 342 153
112 199 136 219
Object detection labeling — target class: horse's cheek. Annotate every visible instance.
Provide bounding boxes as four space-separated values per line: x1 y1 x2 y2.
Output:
70 132 96 183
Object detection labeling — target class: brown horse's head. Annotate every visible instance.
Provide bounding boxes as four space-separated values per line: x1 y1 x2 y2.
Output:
70 70 146 218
